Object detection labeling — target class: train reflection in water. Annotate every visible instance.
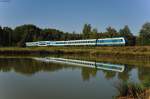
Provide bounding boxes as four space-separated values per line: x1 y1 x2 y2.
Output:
33 57 125 72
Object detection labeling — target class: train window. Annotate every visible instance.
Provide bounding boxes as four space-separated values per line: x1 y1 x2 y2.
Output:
39 42 46 45
112 39 123 42
97 40 104 43
39 43 46 45
104 40 112 43
89 41 94 43
98 39 123 43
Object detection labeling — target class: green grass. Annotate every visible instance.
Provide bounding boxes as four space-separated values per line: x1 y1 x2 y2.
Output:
1 46 150 58
0 46 150 52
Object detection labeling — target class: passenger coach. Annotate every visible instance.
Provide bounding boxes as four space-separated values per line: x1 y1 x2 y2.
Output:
26 37 125 47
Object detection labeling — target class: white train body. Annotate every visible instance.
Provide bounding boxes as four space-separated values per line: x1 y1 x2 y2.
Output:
26 37 125 47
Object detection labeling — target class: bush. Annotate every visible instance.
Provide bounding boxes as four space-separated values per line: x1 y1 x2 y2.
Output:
115 82 144 98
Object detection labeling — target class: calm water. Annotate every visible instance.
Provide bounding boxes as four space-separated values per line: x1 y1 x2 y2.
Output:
0 57 149 99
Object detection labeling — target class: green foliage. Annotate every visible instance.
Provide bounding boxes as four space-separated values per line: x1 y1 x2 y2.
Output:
89 28 98 39
0 27 13 46
0 26 3 46
0 22 150 46
13 24 41 46
139 22 150 45
82 24 92 38
119 25 136 46
115 82 144 98
106 26 119 37
39 28 63 41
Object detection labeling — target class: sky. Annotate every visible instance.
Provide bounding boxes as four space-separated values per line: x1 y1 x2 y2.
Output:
0 0 150 35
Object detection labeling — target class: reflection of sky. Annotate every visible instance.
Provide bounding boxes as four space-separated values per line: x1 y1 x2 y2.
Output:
129 68 140 83
0 0 150 34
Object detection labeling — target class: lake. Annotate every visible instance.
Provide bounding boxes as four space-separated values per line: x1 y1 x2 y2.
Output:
0 57 149 99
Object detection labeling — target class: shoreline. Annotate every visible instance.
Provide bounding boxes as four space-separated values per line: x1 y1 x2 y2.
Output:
0 46 150 67
0 46 150 57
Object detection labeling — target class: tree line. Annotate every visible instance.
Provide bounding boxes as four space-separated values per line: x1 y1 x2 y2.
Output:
0 22 150 47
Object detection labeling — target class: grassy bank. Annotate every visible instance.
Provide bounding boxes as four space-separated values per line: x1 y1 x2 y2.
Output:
116 82 150 99
0 46 150 67
0 46 150 57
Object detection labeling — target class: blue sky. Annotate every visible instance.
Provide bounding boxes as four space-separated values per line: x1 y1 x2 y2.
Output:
0 0 150 35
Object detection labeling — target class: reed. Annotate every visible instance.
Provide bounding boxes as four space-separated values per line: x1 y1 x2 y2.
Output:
115 82 150 99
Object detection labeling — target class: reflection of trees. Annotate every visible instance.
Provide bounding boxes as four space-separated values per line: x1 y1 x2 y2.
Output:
0 58 98 80
103 70 116 80
0 58 66 76
1 58 140 83
118 65 132 81
81 67 97 81
138 67 150 87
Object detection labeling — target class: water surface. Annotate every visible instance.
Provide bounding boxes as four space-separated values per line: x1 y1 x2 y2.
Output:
0 58 149 99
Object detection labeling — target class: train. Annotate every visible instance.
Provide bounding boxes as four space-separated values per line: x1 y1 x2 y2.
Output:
26 37 126 47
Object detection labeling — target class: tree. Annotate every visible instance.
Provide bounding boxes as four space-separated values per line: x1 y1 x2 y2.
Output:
0 26 3 46
139 22 150 45
40 28 62 41
90 28 98 39
82 24 92 39
13 24 41 46
2 27 13 46
106 26 119 37
119 25 135 46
